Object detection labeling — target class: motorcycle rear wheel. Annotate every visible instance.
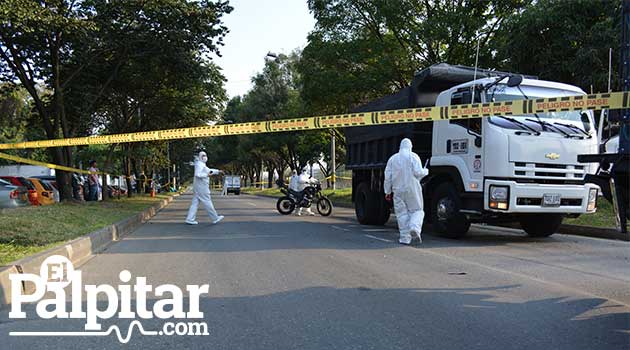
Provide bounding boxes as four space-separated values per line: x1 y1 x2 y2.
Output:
276 196 295 215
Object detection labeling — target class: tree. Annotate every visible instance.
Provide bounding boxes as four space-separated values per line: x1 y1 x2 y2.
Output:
0 0 232 199
0 0 98 198
495 0 621 93
300 0 531 113
213 52 336 185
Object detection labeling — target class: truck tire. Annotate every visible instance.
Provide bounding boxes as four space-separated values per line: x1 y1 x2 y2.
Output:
355 182 374 224
520 214 562 237
374 197 391 226
431 183 470 238
355 182 391 225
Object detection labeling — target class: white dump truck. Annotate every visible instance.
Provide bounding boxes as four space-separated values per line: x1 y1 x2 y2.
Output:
346 63 599 237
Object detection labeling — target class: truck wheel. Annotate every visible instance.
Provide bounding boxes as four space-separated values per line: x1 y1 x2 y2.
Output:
355 182 373 224
431 183 470 238
520 214 563 237
374 196 391 225
355 182 391 225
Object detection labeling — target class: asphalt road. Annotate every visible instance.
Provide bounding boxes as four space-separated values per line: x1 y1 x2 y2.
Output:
1 192 629 349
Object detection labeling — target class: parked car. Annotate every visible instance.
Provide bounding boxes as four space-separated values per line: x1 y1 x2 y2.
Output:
32 175 57 188
111 185 127 196
0 176 39 205
29 178 55 205
107 185 117 198
224 175 241 195
41 180 60 202
0 178 29 208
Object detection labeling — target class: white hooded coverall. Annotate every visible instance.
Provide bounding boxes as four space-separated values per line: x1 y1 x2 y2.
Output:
289 172 299 192
296 171 317 215
384 138 429 244
186 151 222 223
221 177 228 196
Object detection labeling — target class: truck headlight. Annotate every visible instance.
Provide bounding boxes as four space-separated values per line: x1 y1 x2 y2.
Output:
489 185 509 210
587 188 598 212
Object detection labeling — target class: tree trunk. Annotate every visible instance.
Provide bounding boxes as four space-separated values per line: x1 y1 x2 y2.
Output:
266 161 274 188
50 148 73 200
124 146 133 198
101 174 109 201
102 145 116 200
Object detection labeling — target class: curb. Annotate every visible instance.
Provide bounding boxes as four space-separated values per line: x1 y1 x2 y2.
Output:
557 224 628 241
243 192 627 241
0 194 178 307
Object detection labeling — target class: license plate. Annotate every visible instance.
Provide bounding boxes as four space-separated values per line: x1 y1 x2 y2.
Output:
542 193 561 207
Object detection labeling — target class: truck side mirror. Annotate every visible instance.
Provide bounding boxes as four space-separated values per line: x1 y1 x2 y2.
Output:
507 75 523 87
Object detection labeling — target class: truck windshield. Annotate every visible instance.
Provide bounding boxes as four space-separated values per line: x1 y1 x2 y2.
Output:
485 84 593 136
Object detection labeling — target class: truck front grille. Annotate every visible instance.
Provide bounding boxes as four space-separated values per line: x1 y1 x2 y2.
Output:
513 162 585 181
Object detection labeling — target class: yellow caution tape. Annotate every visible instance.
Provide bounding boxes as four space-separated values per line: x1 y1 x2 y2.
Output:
325 175 352 181
0 91 622 150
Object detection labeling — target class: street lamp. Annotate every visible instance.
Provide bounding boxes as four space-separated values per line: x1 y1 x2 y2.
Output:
266 52 278 59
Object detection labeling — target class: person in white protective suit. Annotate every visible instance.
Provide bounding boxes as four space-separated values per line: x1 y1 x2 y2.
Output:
295 169 316 216
384 138 429 245
185 151 225 225
289 170 299 192
221 176 228 196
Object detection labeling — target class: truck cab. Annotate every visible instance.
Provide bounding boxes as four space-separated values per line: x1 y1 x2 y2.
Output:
430 78 599 236
346 63 599 238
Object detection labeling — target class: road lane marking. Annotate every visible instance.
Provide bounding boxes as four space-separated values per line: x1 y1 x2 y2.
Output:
246 202 257 207
364 234 394 243
331 225 350 232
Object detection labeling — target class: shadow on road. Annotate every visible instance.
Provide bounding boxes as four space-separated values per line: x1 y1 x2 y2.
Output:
1 285 628 349
106 198 588 255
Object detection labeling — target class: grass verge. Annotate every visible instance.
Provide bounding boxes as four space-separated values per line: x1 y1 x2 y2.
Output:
243 187 616 229
564 198 616 228
0 193 175 266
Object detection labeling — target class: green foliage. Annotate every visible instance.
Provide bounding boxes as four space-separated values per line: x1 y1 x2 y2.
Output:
496 0 621 93
211 53 338 182
0 0 233 196
300 0 532 113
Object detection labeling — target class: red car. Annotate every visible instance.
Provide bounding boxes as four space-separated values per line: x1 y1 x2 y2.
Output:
0 176 40 205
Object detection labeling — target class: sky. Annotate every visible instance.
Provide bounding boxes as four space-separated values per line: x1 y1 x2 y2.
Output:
214 0 316 99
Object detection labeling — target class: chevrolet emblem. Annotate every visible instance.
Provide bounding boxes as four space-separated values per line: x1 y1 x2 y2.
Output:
545 153 560 160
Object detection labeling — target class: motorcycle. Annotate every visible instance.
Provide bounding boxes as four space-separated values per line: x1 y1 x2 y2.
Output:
275 179 333 216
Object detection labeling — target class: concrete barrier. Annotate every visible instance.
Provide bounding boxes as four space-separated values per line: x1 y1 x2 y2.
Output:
0 194 178 307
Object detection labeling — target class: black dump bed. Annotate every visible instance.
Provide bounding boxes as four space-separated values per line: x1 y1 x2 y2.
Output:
345 63 527 169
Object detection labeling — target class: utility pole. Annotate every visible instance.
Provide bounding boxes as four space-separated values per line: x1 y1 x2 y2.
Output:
331 130 336 190
167 142 171 190
173 164 176 190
